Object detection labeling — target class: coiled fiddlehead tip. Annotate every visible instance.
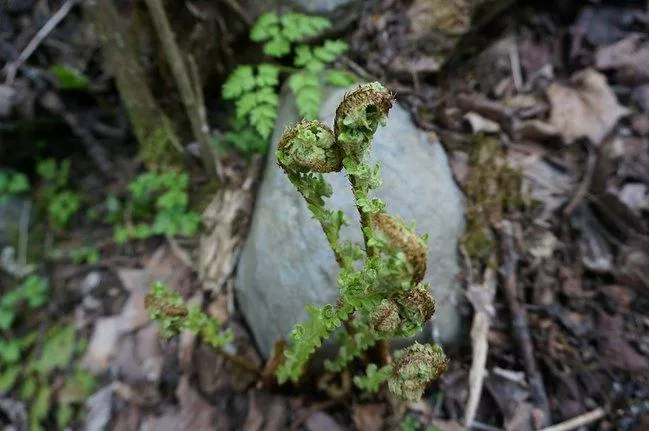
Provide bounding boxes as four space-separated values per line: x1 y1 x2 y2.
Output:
370 298 402 334
388 343 448 401
277 120 342 173
399 283 436 325
370 213 428 283
333 82 394 160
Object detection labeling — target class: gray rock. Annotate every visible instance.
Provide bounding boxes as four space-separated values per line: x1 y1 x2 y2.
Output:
235 86 466 359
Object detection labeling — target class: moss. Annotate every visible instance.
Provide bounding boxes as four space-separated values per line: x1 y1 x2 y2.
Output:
460 135 525 263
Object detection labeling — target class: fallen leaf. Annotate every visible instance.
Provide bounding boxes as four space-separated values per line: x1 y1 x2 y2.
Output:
463 112 501 134
144 377 223 431
243 390 287 431
596 310 648 373
84 385 114 431
353 404 384 431
515 120 559 142
632 84 649 112
82 316 121 373
595 34 649 85
547 68 629 145
631 113 649 136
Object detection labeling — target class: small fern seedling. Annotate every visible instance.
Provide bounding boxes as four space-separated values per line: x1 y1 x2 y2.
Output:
221 12 357 156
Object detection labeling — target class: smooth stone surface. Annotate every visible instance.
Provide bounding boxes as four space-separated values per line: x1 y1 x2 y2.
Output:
235 86 466 359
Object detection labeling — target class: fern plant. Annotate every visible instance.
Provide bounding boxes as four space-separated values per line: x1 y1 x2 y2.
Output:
146 82 448 401
220 12 357 156
273 82 448 400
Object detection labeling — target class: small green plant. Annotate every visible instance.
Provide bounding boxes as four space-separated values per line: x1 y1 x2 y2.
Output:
220 12 356 155
145 282 234 347
69 246 100 265
36 158 82 230
49 65 90 90
399 416 439 431
0 274 48 331
112 171 201 243
0 169 30 203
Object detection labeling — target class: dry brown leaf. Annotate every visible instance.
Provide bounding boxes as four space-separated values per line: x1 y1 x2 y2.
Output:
547 68 628 145
595 34 649 85
143 377 224 431
353 404 385 431
596 310 648 373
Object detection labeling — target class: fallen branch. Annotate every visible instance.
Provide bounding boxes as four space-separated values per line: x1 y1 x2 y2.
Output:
3 0 76 84
540 407 605 431
464 265 497 428
563 141 596 216
499 220 551 427
143 0 219 178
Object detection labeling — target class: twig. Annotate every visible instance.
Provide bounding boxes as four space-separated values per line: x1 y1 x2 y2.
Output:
508 39 523 92
563 141 596 216
144 0 218 178
3 0 76 84
539 407 606 431
499 220 551 427
464 265 497 428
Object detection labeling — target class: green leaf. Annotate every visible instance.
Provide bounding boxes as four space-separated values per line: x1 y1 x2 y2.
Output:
21 275 48 308
256 64 280 87
114 225 130 244
59 369 96 404
0 365 20 391
36 159 57 182
250 12 280 41
30 386 51 431
313 40 348 63
0 339 21 363
222 66 256 99
7 172 29 194
289 72 321 119
57 404 74 430
280 13 331 42
0 308 15 331
34 325 76 376
325 69 357 87
49 65 90 90
249 105 277 139
263 36 291 58
20 376 37 400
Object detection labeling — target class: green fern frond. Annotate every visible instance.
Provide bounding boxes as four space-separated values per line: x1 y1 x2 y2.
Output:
250 12 280 41
257 64 280 86
222 66 256 99
280 13 331 42
289 72 321 119
326 69 358 87
313 40 348 63
354 363 392 392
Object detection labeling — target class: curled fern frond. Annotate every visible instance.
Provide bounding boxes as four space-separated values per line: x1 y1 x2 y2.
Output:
388 343 448 401
370 213 428 283
277 120 342 173
334 82 394 161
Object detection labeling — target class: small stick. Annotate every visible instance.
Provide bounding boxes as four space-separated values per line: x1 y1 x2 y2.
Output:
563 141 596 216
539 407 606 431
464 265 496 428
508 40 523 92
3 0 76 84
500 220 551 427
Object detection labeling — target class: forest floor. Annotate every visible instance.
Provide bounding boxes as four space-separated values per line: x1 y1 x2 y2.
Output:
0 0 648 430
